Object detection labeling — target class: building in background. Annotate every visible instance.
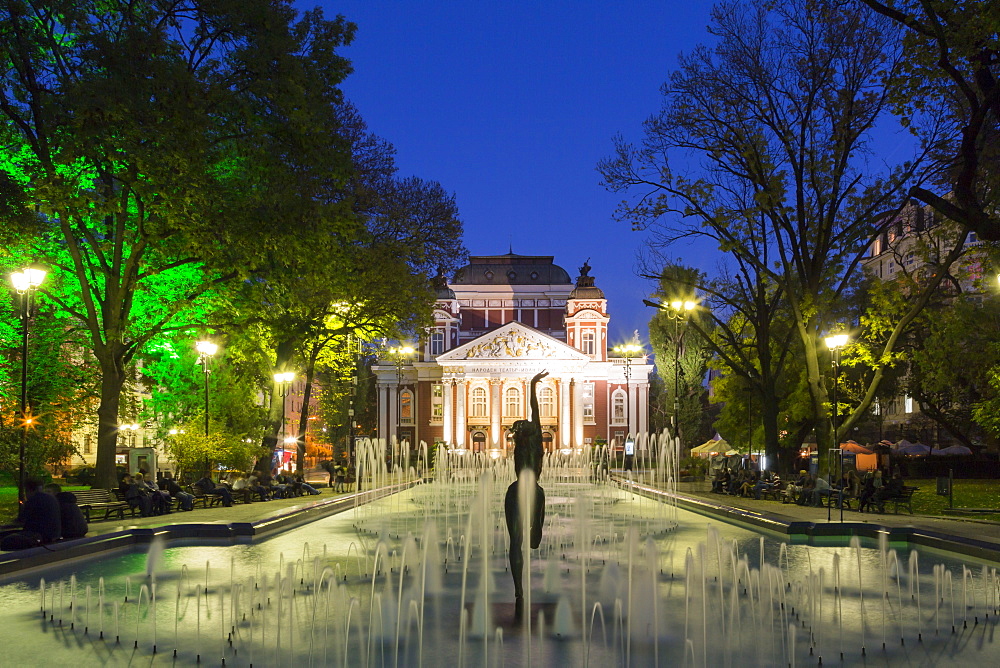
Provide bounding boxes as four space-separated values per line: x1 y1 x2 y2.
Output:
373 253 653 453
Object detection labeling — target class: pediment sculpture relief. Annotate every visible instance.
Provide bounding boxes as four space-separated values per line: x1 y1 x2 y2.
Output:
466 331 559 359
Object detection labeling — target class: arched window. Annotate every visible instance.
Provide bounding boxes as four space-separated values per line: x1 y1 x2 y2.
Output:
471 387 488 417
542 431 554 451
539 386 555 418
399 389 414 424
504 386 521 418
430 330 445 355
612 389 627 425
581 330 596 355
472 431 487 451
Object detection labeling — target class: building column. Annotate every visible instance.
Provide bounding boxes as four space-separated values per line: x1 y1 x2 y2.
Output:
378 383 389 445
628 381 637 438
387 382 398 445
456 380 467 448
443 379 454 446
573 378 584 448
490 378 502 448
638 382 648 436
559 377 570 448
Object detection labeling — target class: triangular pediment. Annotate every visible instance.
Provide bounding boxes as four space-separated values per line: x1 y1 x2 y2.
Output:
438 322 590 363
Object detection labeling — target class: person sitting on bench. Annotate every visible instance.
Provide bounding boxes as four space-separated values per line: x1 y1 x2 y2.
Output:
195 473 234 507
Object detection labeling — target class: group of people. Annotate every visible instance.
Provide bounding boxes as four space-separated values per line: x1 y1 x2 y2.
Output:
228 471 322 503
711 468 782 500
712 465 907 512
117 469 324 517
1 467 331 552
0 478 89 550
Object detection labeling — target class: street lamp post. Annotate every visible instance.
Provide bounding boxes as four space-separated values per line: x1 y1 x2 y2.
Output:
664 300 696 437
196 340 218 474
273 371 295 472
9 264 46 502
825 332 849 522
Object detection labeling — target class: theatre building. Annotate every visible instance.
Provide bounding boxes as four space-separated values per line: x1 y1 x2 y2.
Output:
372 253 652 452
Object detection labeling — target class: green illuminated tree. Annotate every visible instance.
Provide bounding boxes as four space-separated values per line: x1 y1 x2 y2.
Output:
0 1 357 488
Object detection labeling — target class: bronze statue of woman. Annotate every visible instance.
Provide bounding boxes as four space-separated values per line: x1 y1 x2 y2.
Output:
504 370 548 619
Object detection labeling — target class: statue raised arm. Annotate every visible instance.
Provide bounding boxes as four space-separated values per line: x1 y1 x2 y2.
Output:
505 370 548 619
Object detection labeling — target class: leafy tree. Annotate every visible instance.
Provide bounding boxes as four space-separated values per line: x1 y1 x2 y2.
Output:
861 0 1000 241
601 0 965 465
0 1 358 488
646 265 713 447
226 103 465 473
0 283 97 477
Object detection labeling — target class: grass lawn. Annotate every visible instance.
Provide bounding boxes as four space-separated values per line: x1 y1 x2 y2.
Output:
0 484 90 525
907 478 1000 521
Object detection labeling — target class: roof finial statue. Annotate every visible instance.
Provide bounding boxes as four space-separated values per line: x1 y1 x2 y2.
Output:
579 258 591 277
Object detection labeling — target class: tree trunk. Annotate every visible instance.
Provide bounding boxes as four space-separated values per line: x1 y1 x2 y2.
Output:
94 365 125 489
295 354 318 472
256 339 298 474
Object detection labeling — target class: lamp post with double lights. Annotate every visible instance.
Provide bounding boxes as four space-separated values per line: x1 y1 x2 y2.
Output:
825 332 849 522
273 371 295 472
612 342 644 467
10 264 47 502
664 300 696 437
119 422 140 448
196 340 218 474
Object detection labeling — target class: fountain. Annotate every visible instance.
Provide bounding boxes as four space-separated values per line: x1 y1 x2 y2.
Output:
1 433 999 666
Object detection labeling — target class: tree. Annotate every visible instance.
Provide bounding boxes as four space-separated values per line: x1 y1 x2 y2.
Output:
0 1 357 488
646 265 713 447
0 288 95 477
226 102 465 473
861 0 1000 241
601 0 965 465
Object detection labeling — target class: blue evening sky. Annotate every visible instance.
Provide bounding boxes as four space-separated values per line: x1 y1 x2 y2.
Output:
305 1 723 345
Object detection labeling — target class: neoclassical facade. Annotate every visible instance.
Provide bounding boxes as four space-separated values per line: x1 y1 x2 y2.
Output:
373 253 652 452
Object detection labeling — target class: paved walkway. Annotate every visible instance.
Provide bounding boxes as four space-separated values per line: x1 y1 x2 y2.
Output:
76 487 357 537
624 477 1000 561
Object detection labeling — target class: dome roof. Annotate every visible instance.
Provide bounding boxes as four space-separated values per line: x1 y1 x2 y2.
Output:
570 284 605 299
451 253 572 285
431 267 456 299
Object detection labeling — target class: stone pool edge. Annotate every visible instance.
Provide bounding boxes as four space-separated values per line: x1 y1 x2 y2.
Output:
616 478 1000 564
0 481 417 582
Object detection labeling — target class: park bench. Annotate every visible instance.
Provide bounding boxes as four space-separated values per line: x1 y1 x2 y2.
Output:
189 485 225 509
74 488 131 522
885 486 918 514
111 488 146 518
760 481 785 501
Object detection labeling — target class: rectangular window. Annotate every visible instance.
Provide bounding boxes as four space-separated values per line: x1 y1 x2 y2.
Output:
83 434 92 455
582 382 595 423
904 395 913 414
431 384 444 422
431 331 445 355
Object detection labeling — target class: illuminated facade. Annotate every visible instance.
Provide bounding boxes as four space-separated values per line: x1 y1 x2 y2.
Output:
373 253 652 452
